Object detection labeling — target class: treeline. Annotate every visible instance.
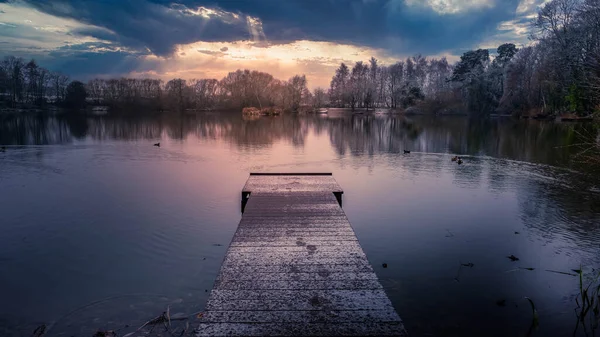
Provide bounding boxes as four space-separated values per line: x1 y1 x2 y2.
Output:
86 70 312 112
500 0 600 116
0 57 70 107
328 55 454 111
452 0 600 116
329 0 600 116
0 56 90 110
0 60 314 112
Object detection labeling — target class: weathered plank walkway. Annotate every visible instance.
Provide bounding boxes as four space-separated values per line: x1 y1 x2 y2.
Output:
197 173 406 336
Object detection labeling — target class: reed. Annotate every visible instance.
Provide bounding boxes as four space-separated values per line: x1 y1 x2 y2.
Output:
573 267 600 336
525 297 540 337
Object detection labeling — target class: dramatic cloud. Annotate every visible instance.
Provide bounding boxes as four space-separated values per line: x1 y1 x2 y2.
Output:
515 0 551 14
0 0 540 85
3 0 265 56
5 0 526 56
403 0 495 14
477 0 549 50
133 40 398 89
0 1 105 55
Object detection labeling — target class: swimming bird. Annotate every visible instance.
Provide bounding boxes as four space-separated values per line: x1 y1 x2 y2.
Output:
507 255 519 262
404 150 410 154
153 143 160 147
451 156 458 162
457 158 463 165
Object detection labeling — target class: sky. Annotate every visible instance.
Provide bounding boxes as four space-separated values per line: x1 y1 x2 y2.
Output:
0 0 548 89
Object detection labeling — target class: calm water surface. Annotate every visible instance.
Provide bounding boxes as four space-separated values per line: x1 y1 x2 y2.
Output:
0 110 599 337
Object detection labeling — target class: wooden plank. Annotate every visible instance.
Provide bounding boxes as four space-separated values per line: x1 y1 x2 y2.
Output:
207 263 375 274
196 322 405 336
230 240 359 247
205 290 394 311
213 279 384 291
242 175 343 193
233 228 357 237
226 244 365 253
197 175 406 336
216 271 379 282
200 309 401 323
230 237 359 245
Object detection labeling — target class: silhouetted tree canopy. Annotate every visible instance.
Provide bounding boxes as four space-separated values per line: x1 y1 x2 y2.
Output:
65 81 87 109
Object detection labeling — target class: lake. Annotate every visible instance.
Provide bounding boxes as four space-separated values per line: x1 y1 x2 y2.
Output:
0 109 599 337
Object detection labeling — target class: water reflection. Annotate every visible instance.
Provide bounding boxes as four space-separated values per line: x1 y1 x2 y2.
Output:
1 112 595 170
0 111 599 337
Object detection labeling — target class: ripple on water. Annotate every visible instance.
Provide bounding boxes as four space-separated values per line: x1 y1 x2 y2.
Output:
1 115 599 337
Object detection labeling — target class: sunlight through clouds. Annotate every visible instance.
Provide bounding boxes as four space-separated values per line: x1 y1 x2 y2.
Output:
478 0 550 50
0 2 106 54
403 0 495 14
130 40 398 89
169 4 244 25
516 0 552 15
246 16 267 42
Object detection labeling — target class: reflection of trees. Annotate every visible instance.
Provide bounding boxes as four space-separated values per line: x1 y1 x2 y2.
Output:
514 163 600 257
0 115 71 145
59 115 88 139
86 116 162 141
187 114 314 148
459 119 596 169
2 112 598 258
0 114 597 175
327 116 423 156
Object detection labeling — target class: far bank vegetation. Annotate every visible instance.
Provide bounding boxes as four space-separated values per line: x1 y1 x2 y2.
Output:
85 71 314 114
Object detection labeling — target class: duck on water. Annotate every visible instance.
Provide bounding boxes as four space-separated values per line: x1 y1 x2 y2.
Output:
452 156 463 164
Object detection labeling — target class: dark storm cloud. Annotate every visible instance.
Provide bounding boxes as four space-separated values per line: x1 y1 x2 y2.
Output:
11 0 523 56
11 0 252 56
178 0 522 54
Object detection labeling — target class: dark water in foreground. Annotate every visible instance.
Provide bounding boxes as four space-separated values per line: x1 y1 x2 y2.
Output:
0 110 599 337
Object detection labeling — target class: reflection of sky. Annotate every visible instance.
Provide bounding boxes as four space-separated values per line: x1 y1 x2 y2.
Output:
0 115 599 336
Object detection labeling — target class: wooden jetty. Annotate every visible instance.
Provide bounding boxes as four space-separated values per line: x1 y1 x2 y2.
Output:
197 173 406 336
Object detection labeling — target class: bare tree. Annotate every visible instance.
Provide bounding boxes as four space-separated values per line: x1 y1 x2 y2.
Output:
2 56 25 105
165 78 188 111
312 87 327 108
287 75 308 111
329 63 350 107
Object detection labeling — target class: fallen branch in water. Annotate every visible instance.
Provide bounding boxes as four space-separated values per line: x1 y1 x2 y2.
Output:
546 269 578 276
126 306 193 337
32 325 46 337
136 312 168 332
